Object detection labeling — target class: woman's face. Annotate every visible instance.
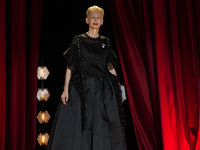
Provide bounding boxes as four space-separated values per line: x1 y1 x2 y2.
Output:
86 11 103 30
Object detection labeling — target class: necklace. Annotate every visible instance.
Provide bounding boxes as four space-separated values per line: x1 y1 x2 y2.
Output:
86 32 99 39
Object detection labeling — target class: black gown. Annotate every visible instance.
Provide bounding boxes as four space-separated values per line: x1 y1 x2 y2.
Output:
46 33 126 150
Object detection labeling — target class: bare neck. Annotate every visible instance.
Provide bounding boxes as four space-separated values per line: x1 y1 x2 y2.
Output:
87 29 99 38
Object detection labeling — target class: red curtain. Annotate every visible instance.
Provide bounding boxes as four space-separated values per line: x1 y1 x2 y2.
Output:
0 0 6 149
0 0 43 149
109 0 200 150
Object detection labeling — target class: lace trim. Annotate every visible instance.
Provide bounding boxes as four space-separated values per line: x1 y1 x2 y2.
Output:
77 36 87 132
85 32 100 39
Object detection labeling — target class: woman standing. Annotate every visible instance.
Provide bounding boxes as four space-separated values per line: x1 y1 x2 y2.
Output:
46 5 127 150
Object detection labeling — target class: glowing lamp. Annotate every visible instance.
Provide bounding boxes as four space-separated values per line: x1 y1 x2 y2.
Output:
37 88 50 101
37 111 51 124
37 66 50 80
37 133 49 146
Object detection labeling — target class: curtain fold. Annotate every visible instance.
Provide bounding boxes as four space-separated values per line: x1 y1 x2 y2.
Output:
0 0 43 149
109 0 200 149
0 1 6 150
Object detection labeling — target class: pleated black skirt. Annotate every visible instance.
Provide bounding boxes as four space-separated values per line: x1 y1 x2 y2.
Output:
46 77 127 150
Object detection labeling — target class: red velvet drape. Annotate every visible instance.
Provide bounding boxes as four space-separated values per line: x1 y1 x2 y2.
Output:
0 0 43 149
109 0 200 150
0 1 6 149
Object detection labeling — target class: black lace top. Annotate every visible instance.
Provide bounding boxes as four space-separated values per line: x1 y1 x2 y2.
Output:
63 33 118 78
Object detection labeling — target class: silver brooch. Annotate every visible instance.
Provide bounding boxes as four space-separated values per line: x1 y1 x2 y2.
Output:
102 43 105 48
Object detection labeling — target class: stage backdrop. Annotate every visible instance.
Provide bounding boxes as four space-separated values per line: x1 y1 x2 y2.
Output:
0 0 43 149
109 0 200 149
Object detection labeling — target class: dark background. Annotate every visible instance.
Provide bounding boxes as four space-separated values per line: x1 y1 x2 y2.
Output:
36 0 138 149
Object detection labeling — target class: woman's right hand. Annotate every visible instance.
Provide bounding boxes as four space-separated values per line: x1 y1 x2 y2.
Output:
61 90 69 105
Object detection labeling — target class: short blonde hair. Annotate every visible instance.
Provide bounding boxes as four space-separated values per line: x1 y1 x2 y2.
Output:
86 5 104 18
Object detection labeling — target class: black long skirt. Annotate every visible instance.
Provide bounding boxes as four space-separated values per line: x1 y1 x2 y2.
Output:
46 77 127 150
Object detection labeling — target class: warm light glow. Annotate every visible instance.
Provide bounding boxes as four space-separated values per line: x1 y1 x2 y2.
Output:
42 113 44 120
37 133 49 146
37 88 50 101
37 66 50 80
37 111 51 124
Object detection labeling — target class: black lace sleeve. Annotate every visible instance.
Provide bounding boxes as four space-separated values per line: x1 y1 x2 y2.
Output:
106 38 119 68
63 35 79 72
63 35 87 132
